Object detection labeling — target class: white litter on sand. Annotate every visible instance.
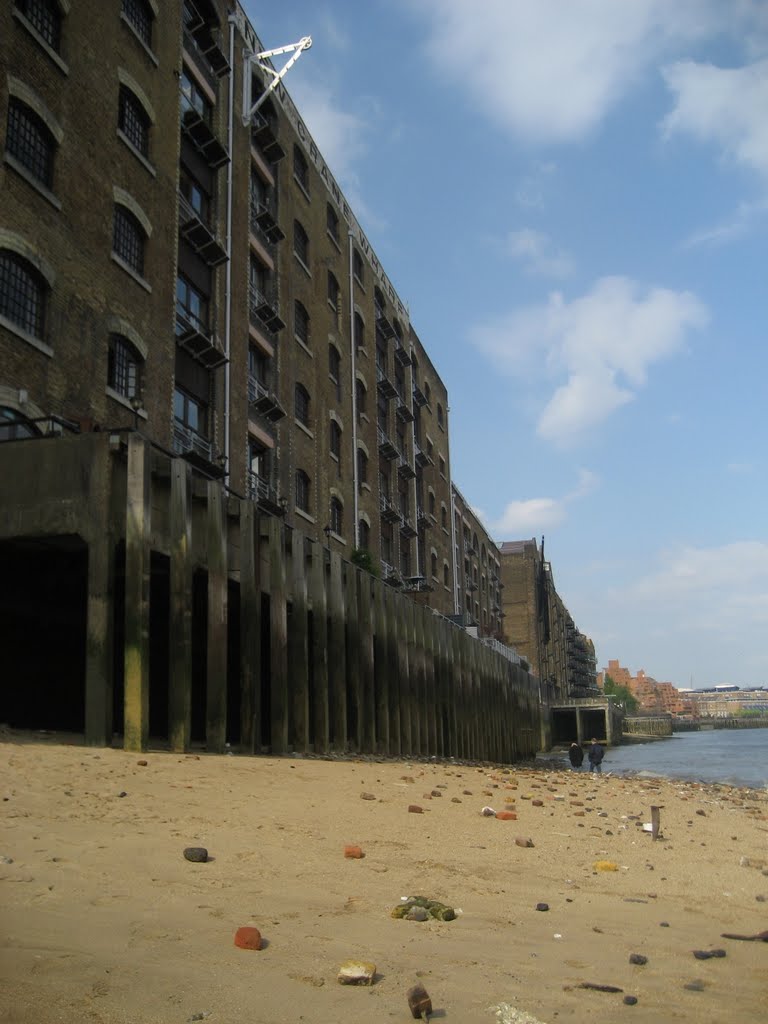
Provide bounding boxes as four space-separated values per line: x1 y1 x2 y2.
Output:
490 1002 549 1024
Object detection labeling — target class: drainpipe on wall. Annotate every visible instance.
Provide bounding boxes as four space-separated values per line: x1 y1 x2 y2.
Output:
223 16 236 486
349 230 359 548
449 434 459 615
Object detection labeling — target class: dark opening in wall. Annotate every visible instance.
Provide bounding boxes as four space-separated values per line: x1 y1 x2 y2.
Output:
0 536 87 733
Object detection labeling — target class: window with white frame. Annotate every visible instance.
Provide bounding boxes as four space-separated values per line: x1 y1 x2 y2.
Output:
0 250 47 339
108 333 142 400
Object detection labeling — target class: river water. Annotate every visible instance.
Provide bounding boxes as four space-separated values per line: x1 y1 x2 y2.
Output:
597 728 768 790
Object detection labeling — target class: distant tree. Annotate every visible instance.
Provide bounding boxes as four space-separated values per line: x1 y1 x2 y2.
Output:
350 548 380 577
603 673 640 714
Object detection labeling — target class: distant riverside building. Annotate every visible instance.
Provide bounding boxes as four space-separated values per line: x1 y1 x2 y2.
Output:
498 539 596 703
598 660 767 717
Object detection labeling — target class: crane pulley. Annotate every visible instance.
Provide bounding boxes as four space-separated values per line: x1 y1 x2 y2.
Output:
242 36 312 125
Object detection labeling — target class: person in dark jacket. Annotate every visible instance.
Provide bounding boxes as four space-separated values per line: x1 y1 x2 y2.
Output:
588 738 604 773
568 742 584 770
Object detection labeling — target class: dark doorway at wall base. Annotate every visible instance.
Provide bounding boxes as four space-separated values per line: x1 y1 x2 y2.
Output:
0 536 87 733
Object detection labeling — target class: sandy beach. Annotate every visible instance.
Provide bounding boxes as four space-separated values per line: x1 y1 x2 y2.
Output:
1 733 766 1024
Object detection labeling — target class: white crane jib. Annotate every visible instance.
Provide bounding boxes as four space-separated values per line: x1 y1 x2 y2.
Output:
242 36 312 125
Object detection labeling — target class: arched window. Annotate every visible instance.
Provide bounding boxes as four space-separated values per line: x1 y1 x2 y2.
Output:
108 333 143 399
113 204 145 275
329 419 342 459
327 270 340 310
0 406 39 441
326 202 339 243
355 378 367 421
443 562 450 587
481 544 487 565
357 447 368 485
294 383 310 426
441 504 447 529
358 518 370 550
424 381 431 405
6 98 56 188
293 219 309 265
431 552 438 578
0 250 47 338
353 249 364 285
15 0 62 51
354 311 365 350
293 144 309 192
295 469 310 512
118 86 150 157
122 0 154 47
328 343 341 399
330 496 343 535
428 491 436 516
437 402 444 428
294 300 310 346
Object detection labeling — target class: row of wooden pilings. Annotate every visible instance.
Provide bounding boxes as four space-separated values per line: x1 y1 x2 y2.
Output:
623 716 673 737
115 435 541 761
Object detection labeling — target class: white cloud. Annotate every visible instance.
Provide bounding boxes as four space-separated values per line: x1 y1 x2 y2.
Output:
409 0 728 144
472 276 708 445
507 229 574 278
662 59 768 179
622 541 768 627
288 78 368 185
493 469 598 536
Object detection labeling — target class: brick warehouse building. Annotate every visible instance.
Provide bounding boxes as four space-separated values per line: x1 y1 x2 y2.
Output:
0 0 525 747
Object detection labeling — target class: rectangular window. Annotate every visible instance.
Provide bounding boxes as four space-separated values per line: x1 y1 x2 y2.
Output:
293 144 309 192
326 203 339 243
108 334 141 399
174 385 206 434
180 68 211 123
16 0 61 51
122 0 152 47
6 99 54 187
179 165 208 219
294 220 309 266
176 275 208 332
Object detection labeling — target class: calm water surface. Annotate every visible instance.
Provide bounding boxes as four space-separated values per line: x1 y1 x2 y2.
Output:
601 728 768 790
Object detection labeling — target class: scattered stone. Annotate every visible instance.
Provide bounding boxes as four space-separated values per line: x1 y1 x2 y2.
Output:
693 949 726 960
535 903 549 912
496 811 517 821
696 809 706 816
0 856 13 864
360 792 376 801
401 776 415 783
660 922 670 927
337 959 376 985
118 792 127 798
234 926 262 950
137 760 148 767
594 860 619 872
623 995 638 1005
392 896 456 921
463 789 473 796
407 983 432 1019
430 789 442 798
515 837 534 848
406 906 429 922
629 953 648 965
344 845 364 859
578 982 623 993
683 979 706 991
183 847 208 863
451 797 462 803
532 799 544 807
481 806 496 816
756 895 766 902
408 805 424 814
740 855 767 870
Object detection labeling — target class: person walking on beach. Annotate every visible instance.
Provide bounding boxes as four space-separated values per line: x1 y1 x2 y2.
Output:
588 738 604 773
568 742 584 770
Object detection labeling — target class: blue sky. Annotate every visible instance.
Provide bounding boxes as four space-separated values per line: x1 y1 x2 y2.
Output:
243 0 768 689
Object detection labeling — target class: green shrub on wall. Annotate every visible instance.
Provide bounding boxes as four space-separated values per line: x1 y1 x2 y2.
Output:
351 548 380 577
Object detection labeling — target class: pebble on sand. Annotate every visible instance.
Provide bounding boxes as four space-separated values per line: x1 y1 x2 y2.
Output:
408 804 424 814
496 811 517 820
406 983 432 1019
344 845 364 859
515 837 534 848
183 847 208 863
337 959 376 985
234 926 262 950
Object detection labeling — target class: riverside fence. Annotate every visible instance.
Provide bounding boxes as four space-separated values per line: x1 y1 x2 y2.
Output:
0 432 541 761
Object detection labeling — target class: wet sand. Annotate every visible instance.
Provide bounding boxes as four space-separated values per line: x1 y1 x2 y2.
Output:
1 734 766 1023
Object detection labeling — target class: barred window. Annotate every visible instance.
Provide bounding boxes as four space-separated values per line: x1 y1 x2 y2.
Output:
330 497 343 535
353 249 364 285
355 378 367 420
326 202 339 243
122 0 153 47
357 448 368 485
294 383 310 426
113 205 145 275
329 420 342 459
295 469 310 513
293 145 309 192
327 270 339 310
15 0 62 52
329 344 341 400
354 311 365 350
358 519 370 551
6 99 55 188
108 334 142 399
118 86 150 157
293 220 309 266
0 250 46 338
294 300 310 346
